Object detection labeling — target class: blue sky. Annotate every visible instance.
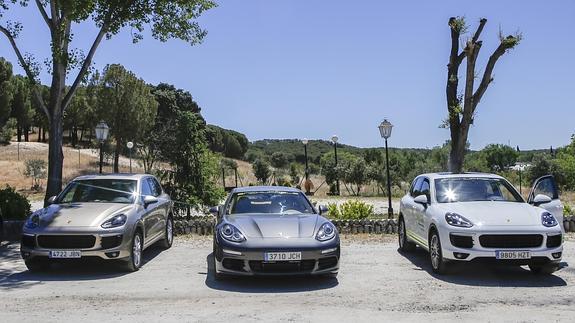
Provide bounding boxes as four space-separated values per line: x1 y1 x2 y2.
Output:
2 0 574 150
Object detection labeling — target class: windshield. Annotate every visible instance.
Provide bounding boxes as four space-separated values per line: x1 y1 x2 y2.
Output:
435 177 523 203
58 179 138 204
227 191 315 215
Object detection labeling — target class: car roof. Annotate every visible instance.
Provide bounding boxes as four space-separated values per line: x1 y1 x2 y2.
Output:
417 172 505 181
231 186 303 194
72 173 152 181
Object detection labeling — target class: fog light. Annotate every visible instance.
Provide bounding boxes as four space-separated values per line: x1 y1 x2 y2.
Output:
321 248 338 254
105 252 120 258
222 249 242 256
453 252 470 260
552 252 562 259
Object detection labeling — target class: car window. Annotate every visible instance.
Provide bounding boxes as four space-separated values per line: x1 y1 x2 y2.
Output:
411 177 424 197
420 178 431 200
147 178 162 197
141 178 153 197
532 177 558 200
435 177 523 203
227 191 315 215
58 179 137 204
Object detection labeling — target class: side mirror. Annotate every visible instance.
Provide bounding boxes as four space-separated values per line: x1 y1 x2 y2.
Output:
47 196 58 205
318 205 328 215
143 195 158 208
533 194 552 206
209 205 220 216
414 194 428 205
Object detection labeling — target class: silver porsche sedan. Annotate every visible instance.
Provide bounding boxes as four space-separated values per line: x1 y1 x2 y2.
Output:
211 186 340 279
20 174 174 272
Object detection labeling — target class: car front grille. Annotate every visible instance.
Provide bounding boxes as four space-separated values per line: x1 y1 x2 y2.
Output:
101 235 123 249
21 235 36 248
449 234 474 249
37 235 96 249
318 257 338 270
249 260 316 273
479 234 543 249
546 234 562 248
222 258 246 271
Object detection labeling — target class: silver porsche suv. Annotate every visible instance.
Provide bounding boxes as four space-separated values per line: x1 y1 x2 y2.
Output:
21 174 174 272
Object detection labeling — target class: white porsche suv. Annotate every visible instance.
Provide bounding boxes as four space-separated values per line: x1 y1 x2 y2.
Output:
399 173 563 275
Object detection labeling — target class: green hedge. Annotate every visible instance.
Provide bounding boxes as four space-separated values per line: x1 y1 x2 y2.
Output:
0 186 31 220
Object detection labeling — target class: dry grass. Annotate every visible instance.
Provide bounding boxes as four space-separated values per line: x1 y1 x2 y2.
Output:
0 142 144 201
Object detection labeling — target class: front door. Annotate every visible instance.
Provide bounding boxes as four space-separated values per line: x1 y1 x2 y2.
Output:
527 175 564 231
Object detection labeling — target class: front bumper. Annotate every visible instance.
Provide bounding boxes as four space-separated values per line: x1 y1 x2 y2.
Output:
440 227 563 264
20 228 133 261
214 236 340 276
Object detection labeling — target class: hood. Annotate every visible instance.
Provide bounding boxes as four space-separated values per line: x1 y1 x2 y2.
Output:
435 202 544 227
225 214 320 238
34 203 134 228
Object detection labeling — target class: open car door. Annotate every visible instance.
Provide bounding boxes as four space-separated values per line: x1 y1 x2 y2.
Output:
527 175 564 231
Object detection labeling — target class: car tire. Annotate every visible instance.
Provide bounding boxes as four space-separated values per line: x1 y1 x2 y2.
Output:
158 217 174 249
429 229 448 275
398 217 416 252
123 231 143 272
529 263 557 275
25 258 50 272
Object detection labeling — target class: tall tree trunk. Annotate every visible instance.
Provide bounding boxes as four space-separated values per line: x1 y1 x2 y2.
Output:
37 126 42 142
45 111 64 201
114 140 122 173
16 124 22 142
24 126 29 141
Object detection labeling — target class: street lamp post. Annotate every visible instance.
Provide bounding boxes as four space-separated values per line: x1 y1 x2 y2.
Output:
127 141 134 173
378 119 394 219
331 135 340 195
95 121 109 174
516 145 522 195
302 138 310 195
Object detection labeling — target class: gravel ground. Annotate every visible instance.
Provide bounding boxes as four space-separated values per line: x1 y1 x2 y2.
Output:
1 235 574 322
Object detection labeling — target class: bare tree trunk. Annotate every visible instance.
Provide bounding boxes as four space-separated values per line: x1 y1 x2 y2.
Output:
445 17 520 173
114 140 122 173
46 111 64 200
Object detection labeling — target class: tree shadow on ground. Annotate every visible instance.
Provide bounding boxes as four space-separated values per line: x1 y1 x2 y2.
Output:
0 242 165 291
399 247 568 287
203 253 338 293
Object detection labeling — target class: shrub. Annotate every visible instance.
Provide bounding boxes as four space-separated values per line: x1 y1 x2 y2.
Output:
329 200 373 220
24 159 47 190
0 185 31 220
565 204 573 217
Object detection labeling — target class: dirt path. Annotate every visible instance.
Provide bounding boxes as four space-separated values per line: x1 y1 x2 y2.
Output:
1 236 574 322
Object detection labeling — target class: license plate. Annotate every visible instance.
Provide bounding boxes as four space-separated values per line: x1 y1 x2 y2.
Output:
49 250 81 259
496 250 531 260
264 252 302 262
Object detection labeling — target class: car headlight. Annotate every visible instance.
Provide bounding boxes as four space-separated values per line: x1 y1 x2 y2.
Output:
316 222 337 241
101 214 127 229
541 212 558 227
219 224 246 242
445 213 473 228
24 214 40 229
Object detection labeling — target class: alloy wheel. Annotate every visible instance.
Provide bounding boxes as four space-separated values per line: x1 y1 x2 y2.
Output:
133 234 142 268
430 234 440 269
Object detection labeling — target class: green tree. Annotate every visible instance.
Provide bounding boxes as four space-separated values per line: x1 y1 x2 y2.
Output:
96 64 158 172
445 17 521 172
252 159 271 184
482 144 519 172
9 75 34 142
165 111 224 206
0 0 216 203
0 57 12 128
270 152 290 169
